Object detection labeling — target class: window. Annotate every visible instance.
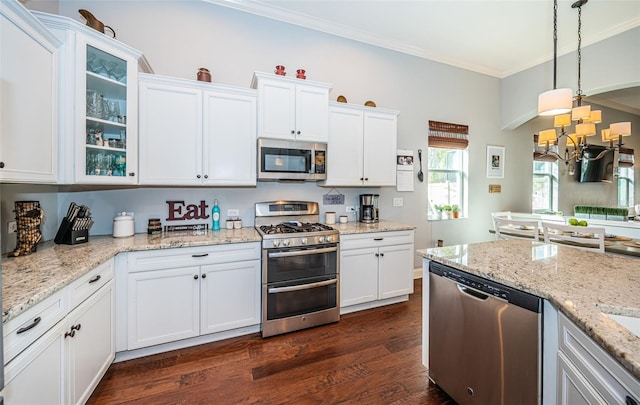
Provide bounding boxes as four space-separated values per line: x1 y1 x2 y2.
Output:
428 148 468 218
427 120 469 219
617 166 634 207
532 160 558 213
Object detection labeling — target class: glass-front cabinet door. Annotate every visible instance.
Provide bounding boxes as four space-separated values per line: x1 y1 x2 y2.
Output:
76 38 138 184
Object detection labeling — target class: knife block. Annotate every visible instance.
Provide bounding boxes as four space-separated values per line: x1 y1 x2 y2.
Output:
54 217 89 245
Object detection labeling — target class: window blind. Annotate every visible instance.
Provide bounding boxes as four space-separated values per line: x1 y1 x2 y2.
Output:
619 148 634 168
428 120 469 149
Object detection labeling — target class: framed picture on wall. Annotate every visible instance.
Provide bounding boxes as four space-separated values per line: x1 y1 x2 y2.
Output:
486 145 505 178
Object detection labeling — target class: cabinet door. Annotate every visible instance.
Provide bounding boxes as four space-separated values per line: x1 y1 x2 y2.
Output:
340 247 379 307
138 79 203 185
325 106 364 186
257 79 296 140
1 321 66 405
127 267 200 349
200 260 261 334
363 111 397 186
295 83 329 143
203 90 257 185
0 3 58 183
67 280 115 405
378 244 414 299
75 37 139 185
557 352 605 405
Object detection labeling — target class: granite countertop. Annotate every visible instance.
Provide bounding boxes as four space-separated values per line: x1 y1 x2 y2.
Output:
2 228 261 324
417 239 640 380
332 220 416 234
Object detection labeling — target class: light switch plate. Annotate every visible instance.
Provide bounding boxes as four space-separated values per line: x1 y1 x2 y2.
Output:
393 198 404 207
227 209 239 217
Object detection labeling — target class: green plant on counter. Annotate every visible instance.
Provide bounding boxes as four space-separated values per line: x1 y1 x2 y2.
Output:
443 205 452 212
451 205 459 213
434 204 443 213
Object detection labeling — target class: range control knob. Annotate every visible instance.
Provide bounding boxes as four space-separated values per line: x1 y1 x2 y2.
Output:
272 240 280 247
327 235 334 242
282 239 290 247
318 236 325 243
301 237 308 245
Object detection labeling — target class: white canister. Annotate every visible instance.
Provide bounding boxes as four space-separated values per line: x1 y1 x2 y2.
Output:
113 212 134 238
226 220 234 230
234 219 242 229
325 212 336 224
339 215 348 224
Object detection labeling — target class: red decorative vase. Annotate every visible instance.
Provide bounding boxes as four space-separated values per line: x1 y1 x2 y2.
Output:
275 65 286 76
296 69 306 79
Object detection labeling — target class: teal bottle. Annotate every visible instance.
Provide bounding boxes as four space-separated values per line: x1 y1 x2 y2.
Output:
212 199 220 230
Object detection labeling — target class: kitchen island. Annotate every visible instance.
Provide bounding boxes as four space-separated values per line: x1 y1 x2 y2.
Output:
417 239 640 402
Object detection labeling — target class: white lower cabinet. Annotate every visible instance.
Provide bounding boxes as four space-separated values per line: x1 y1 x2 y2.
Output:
125 243 261 350
340 231 414 312
1 259 115 405
556 312 640 404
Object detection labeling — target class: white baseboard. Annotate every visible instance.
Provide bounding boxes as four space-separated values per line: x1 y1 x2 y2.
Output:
413 267 422 279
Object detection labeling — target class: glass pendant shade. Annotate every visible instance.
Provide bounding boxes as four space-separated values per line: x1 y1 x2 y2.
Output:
572 105 591 121
610 122 632 137
538 129 557 145
538 88 573 116
576 122 596 137
554 114 572 128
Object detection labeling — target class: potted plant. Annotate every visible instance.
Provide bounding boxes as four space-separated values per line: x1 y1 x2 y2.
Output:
434 204 443 220
451 205 460 218
443 205 452 219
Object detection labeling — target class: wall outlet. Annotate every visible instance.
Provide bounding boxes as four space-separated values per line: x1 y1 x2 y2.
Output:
8 220 17 233
393 198 404 207
227 209 240 217
346 206 356 212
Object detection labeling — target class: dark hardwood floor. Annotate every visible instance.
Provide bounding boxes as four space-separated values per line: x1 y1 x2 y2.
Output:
88 279 455 404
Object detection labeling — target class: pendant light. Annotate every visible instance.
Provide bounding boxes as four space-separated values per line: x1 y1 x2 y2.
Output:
538 0 573 116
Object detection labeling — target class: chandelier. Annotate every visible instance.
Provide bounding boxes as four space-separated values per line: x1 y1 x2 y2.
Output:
536 0 633 174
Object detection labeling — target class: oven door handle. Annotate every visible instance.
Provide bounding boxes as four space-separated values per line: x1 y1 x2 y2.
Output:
267 246 337 258
268 278 337 294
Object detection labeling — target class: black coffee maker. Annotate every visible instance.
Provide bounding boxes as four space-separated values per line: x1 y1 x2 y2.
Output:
359 194 379 223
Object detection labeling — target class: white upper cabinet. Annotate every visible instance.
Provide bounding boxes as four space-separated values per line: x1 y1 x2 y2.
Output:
252 72 331 142
0 2 61 183
34 11 151 185
138 74 257 186
323 102 398 187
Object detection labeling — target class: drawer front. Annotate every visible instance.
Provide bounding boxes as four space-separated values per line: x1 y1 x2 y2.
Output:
558 312 640 403
3 288 68 364
128 243 261 272
68 258 114 309
341 231 414 250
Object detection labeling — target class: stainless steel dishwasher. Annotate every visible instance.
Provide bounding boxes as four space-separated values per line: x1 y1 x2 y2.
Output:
428 261 542 405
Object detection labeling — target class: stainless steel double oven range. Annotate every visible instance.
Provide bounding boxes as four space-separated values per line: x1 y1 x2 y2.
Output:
255 201 339 337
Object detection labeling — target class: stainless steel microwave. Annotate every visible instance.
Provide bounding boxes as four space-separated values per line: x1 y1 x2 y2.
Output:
257 139 327 181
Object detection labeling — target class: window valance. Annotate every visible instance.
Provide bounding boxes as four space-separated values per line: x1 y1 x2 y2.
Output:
619 148 634 168
428 120 469 149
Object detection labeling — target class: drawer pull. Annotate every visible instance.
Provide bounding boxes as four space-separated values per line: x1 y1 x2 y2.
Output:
17 317 41 334
64 330 75 339
192 253 209 258
627 395 638 405
374 238 384 241
88 274 102 284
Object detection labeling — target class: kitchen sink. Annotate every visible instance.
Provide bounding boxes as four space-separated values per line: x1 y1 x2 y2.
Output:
604 313 640 338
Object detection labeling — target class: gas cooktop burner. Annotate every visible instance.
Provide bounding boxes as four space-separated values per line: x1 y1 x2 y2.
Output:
259 221 334 235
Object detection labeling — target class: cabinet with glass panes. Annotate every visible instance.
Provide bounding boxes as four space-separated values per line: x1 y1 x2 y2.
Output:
34 11 152 185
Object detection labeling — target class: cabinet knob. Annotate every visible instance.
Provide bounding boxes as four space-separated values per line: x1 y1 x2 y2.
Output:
204 174 208 179
128 172 135 177
197 174 201 179
364 178 369 181
0 161 4 168
194 274 199 280
291 130 295 135
360 177 364 181
296 131 301 135
380 253 384 257
202 273 207 279
375 253 379 257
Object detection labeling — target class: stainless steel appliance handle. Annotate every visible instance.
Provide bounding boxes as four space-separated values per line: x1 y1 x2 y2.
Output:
457 284 489 301
268 246 337 258
268 278 337 293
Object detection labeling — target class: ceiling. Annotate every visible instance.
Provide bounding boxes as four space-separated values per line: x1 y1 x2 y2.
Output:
206 0 640 79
